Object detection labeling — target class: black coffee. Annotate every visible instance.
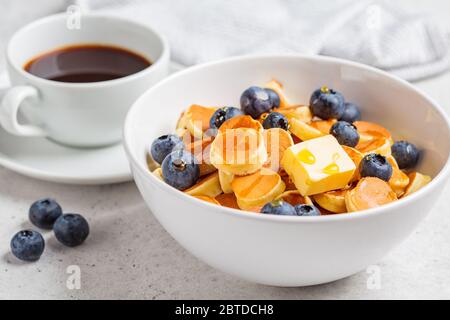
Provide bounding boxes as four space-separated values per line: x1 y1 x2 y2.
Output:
24 44 151 83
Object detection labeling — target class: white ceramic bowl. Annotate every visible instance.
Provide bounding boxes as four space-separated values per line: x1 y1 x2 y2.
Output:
124 55 450 286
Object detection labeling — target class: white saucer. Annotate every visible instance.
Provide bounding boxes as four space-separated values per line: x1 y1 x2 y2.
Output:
0 126 132 185
0 62 185 185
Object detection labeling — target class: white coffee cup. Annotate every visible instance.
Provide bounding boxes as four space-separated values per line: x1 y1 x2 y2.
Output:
0 13 169 148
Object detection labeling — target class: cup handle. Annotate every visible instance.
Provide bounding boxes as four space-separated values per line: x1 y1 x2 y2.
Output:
0 85 47 137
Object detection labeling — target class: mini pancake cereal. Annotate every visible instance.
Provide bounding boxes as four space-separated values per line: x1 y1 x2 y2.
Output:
147 80 431 216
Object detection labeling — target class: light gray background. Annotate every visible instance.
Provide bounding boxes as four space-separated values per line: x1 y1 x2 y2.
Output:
1 0 450 299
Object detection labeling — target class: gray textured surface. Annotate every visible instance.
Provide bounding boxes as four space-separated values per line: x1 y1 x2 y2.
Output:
1 0 450 300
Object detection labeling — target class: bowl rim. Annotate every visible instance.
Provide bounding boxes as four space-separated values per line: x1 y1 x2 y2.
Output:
124 54 450 223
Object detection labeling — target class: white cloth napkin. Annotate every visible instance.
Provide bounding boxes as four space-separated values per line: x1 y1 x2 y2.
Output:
0 0 449 86
76 0 450 81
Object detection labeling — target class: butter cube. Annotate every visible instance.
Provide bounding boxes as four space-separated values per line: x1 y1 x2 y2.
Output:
281 135 356 196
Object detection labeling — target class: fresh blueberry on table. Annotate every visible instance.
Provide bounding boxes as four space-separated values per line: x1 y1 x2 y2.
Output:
10 230 45 262
309 86 345 120
261 199 296 215
359 153 393 181
150 134 184 165
294 204 321 216
162 149 200 190
209 106 244 129
28 198 63 230
339 102 361 123
262 112 289 130
391 141 420 169
330 121 360 147
53 214 90 247
265 88 281 109
240 86 274 119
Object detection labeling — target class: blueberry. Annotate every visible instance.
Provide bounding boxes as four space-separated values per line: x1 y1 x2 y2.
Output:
262 112 289 130
240 86 273 119
209 106 244 129
28 198 63 230
265 88 280 109
162 149 200 190
391 141 420 169
310 86 345 120
261 199 296 215
53 214 90 247
10 230 45 262
330 121 360 147
359 153 393 181
150 134 184 165
311 88 345 106
294 204 321 216
339 102 361 123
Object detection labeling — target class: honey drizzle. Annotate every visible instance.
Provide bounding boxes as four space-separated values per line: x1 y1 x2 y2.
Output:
297 149 316 164
322 163 340 175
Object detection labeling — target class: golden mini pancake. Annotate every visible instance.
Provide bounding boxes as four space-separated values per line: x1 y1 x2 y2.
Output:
185 104 217 138
356 136 391 157
176 127 196 146
354 121 393 146
193 195 221 205
218 170 234 194
276 190 313 206
289 118 325 141
387 156 410 197
176 111 187 130
186 136 217 176
313 189 348 214
185 172 223 198
402 171 431 198
310 119 337 134
387 155 399 169
342 146 363 165
152 167 163 180
263 128 294 172
354 121 392 139
264 79 291 108
219 115 263 132
146 152 160 172
231 168 286 210
342 146 363 182
210 127 267 175
345 177 397 212
278 105 312 123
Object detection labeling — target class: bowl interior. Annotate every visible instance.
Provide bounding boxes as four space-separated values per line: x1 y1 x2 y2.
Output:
126 55 450 181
